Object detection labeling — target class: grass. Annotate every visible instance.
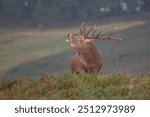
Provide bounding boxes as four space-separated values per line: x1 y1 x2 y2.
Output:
0 37 68 70
0 73 150 99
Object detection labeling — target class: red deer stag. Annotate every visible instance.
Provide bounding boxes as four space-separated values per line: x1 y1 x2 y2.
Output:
66 23 121 73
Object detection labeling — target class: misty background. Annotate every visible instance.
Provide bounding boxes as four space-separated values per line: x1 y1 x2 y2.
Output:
0 0 150 79
0 0 150 26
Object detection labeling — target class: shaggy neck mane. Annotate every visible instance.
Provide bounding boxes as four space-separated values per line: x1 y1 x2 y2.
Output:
75 43 100 64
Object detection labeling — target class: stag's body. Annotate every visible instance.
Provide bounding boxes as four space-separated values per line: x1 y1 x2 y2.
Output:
71 43 102 73
66 23 120 73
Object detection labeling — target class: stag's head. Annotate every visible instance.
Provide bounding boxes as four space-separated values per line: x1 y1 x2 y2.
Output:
66 23 121 49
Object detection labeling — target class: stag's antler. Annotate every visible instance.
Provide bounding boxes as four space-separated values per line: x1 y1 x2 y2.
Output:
80 22 88 36
80 23 122 40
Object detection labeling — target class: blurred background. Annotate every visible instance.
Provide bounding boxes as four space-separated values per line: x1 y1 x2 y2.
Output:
0 0 150 79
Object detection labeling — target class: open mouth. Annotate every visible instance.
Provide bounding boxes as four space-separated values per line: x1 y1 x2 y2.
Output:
66 39 70 44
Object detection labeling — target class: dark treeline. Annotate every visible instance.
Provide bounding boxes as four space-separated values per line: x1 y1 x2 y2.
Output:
0 0 150 25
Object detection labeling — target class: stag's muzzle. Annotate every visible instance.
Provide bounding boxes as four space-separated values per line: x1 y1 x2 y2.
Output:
66 33 73 44
66 39 70 44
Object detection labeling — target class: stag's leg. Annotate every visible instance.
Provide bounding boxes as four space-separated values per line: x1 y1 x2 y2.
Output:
71 54 87 73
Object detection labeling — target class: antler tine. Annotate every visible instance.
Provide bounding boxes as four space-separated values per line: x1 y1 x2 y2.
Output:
80 22 86 36
86 24 97 36
94 26 122 40
83 23 90 36
80 22 90 36
83 24 87 36
95 31 102 39
97 36 122 40
81 23 122 40
91 27 99 36
108 26 117 38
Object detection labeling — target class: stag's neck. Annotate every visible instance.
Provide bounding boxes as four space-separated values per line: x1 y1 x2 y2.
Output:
76 43 101 64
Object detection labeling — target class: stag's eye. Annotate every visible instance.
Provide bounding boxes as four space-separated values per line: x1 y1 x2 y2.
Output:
77 37 81 40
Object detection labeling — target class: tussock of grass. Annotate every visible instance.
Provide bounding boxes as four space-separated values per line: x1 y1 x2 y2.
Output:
0 73 150 99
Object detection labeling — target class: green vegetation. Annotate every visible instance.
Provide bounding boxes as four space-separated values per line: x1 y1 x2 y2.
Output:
0 28 69 71
0 73 150 99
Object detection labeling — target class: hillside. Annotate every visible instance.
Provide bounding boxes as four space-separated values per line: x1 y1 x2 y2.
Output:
0 73 150 99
